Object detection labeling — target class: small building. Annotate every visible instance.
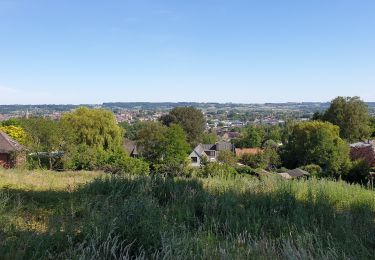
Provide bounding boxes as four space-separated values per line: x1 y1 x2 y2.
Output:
350 141 375 167
0 131 26 168
189 142 234 167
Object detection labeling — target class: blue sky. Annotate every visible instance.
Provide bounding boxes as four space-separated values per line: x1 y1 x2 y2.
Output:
0 0 374 104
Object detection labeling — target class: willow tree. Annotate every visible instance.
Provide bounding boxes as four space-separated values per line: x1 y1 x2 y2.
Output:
61 107 123 151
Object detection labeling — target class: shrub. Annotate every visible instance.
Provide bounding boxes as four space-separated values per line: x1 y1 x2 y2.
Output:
104 151 150 175
200 162 238 178
234 165 256 175
302 164 322 178
344 159 370 184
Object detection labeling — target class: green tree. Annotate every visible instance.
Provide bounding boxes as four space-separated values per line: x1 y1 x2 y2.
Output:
234 125 264 148
321 96 371 142
160 107 205 147
201 132 218 144
282 121 350 178
61 107 123 151
136 122 190 169
21 117 72 169
217 150 238 166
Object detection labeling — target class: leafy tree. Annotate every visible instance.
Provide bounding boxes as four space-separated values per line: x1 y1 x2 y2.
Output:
234 125 264 148
20 117 73 169
201 132 218 144
321 96 371 142
61 107 123 151
0 125 27 144
282 121 350 178
0 118 22 127
160 107 205 147
119 121 145 140
217 150 237 166
136 122 190 173
136 122 168 163
264 125 282 143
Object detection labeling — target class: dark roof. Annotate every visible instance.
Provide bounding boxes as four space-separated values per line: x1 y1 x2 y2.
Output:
215 142 234 151
0 131 24 153
286 168 310 177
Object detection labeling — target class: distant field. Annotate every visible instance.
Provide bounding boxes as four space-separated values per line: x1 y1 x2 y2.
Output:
0 169 374 259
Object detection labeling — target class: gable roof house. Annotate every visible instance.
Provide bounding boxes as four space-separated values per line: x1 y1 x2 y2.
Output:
189 142 234 167
350 140 375 167
0 131 26 168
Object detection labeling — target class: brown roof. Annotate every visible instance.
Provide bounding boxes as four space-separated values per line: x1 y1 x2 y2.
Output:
235 148 263 157
0 131 24 153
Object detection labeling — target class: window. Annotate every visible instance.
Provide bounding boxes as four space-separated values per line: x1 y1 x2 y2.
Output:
191 157 198 163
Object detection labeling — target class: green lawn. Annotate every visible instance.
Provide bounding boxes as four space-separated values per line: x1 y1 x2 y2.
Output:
0 169 374 259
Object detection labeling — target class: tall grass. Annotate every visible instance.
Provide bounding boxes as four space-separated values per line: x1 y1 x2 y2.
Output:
0 169 374 259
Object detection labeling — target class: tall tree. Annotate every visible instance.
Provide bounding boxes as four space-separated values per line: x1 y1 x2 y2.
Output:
160 106 205 147
282 121 350 178
233 125 264 148
321 96 371 142
61 107 123 151
135 122 190 171
20 117 72 169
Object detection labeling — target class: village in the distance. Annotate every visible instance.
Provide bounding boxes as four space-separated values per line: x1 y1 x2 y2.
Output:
2 101 374 130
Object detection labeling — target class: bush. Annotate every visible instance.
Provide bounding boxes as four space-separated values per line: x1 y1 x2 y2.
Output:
234 165 257 175
240 153 265 169
302 164 322 178
104 151 150 175
200 162 238 178
344 159 370 184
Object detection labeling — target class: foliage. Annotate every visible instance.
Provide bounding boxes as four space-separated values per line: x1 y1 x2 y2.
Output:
1 170 375 259
0 118 22 127
319 96 371 142
61 107 123 151
103 150 150 175
201 132 218 144
201 162 238 178
233 125 264 148
344 159 370 184
282 121 350 178
217 150 237 166
160 106 205 147
118 121 145 140
136 122 190 174
240 153 264 169
0 125 27 144
302 164 322 178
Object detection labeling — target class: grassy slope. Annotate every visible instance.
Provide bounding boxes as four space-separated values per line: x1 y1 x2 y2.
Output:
0 169 374 259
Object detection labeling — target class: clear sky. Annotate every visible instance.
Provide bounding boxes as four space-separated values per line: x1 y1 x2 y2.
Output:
0 0 374 104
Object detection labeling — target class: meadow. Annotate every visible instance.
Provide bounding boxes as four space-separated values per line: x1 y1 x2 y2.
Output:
0 169 374 259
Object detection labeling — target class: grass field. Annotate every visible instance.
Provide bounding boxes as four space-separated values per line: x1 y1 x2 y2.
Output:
0 169 375 259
